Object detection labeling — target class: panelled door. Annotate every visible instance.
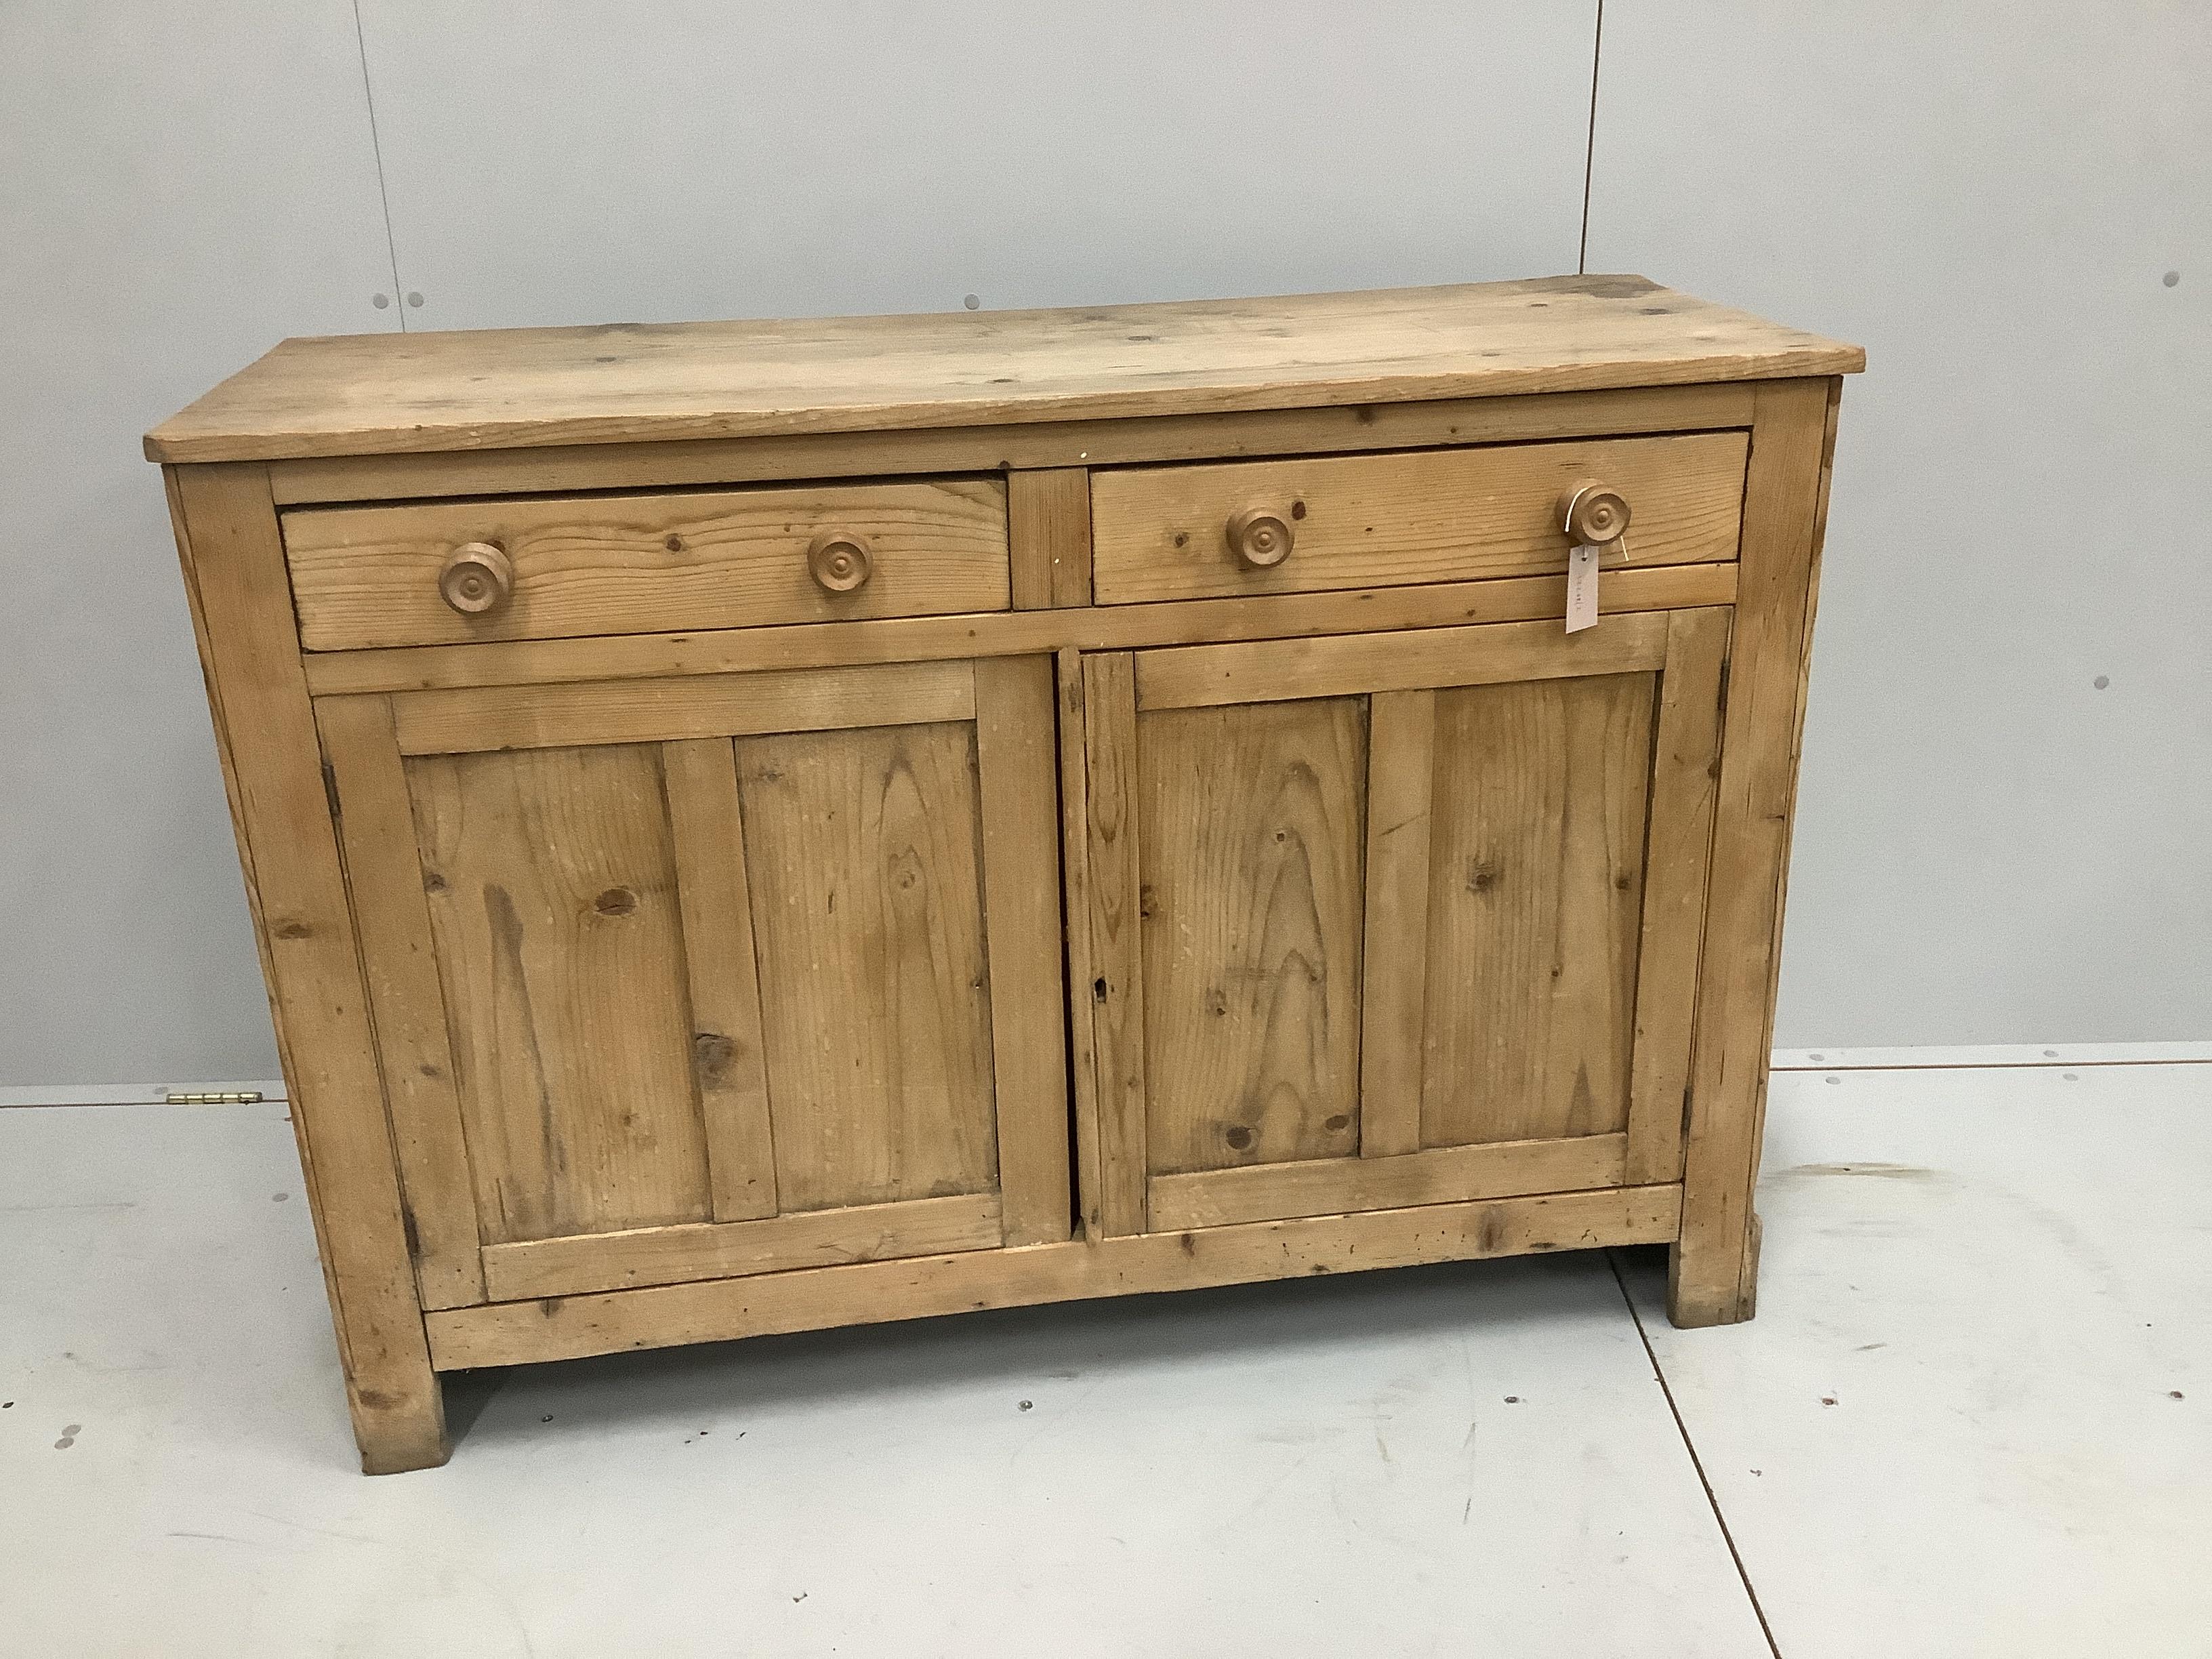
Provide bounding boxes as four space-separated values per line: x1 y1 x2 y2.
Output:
316 656 1069 1309
1071 609 1729 1238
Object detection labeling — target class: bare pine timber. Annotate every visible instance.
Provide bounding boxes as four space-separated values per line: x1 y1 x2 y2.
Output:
429 1184 1686 1370
150 278 1860 465
150 278 1855 1470
167 464 449 1473
1670 379 1836 1326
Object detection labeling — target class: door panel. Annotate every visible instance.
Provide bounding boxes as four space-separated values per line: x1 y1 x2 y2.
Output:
1420 673 1654 1147
1074 610 1728 1237
320 655 1069 1305
737 720 998 1212
1138 697 1367 1175
410 742 711 1245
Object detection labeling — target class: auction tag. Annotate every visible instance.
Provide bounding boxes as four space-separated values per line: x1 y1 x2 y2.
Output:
1565 541 1600 633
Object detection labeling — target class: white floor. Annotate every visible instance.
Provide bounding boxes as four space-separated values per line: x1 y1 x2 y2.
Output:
2 1062 2206 1657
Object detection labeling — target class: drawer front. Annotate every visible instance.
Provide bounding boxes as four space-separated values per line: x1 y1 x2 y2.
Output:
1090 432 1747 605
283 477 1010 651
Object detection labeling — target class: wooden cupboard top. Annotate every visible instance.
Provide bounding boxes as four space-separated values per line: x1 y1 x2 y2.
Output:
145 276 1863 464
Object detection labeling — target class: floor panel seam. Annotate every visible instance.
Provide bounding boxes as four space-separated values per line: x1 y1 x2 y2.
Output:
1607 1248 1784 1659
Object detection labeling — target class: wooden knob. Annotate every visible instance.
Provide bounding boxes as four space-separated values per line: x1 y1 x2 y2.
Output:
808 530 873 594
1559 483 1632 546
438 541 512 615
1226 506 1294 569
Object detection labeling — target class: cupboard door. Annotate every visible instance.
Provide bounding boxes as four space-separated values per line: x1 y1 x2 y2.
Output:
317 657 1069 1307
1073 610 1727 1237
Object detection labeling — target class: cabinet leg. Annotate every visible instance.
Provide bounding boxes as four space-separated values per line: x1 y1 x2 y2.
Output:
1665 1208 1762 1329
346 1365 451 1475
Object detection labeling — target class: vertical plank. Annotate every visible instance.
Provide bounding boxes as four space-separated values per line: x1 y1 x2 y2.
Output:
739 720 999 1212
167 462 447 1473
1358 689 1435 1159
314 694 487 1309
1137 695 1367 1175
1008 467 1092 609
1623 608 1730 1185
975 656 1074 1246
411 744 712 1243
1081 653 1149 1237
1057 650 1107 1237
661 737 779 1223
1671 377 1837 1327
1421 674 1654 1147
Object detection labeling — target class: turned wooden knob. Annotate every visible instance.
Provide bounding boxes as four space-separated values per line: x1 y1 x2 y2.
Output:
438 541 513 615
1226 506 1295 569
1559 483 1632 546
808 530 874 593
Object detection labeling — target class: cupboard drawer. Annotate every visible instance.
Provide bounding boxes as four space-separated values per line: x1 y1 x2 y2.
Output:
1089 432 1747 605
282 477 1010 651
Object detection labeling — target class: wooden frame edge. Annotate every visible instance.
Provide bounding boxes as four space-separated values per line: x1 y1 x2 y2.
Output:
427 1183 1684 1369
166 462 449 1473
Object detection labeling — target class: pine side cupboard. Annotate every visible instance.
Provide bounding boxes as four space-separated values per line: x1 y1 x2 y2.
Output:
146 276 1863 1473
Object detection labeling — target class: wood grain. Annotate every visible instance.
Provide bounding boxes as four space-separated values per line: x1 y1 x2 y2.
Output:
1007 468 1092 609
737 722 999 1212
1056 651 1106 1238
660 738 779 1223
1137 696 1367 1175
313 693 485 1309
1671 378 1839 1328
1624 609 1731 1185
264 382 1761 506
1357 689 1436 1161
168 463 449 1472
1420 674 1654 1147
148 277 1860 464
480 1193 1003 1300
426 1184 1685 1370
283 478 1009 651
305 564 1740 697
409 743 712 1244
390 659 975 755
1134 611 1671 710
1148 1133 1627 1231
1080 653 1149 1237
973 657 1073 1246
1092 432 1748 603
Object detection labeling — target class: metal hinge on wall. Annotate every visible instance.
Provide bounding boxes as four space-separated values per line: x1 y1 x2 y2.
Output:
164 1090 267 1105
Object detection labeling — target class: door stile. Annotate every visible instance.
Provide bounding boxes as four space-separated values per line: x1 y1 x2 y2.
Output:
1624 607 1732 1184
1079 652 1149 1237
974 655 1074 1246
661 736 779 1222
1357 689 1437 1160
314 691 488 1309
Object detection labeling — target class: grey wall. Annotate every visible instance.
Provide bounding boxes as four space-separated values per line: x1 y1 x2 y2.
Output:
3 1 2205 1085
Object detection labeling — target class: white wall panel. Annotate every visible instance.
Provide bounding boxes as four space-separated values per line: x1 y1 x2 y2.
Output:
1586 2 2212 1044
356 1 1597 328
0 4 399 1082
